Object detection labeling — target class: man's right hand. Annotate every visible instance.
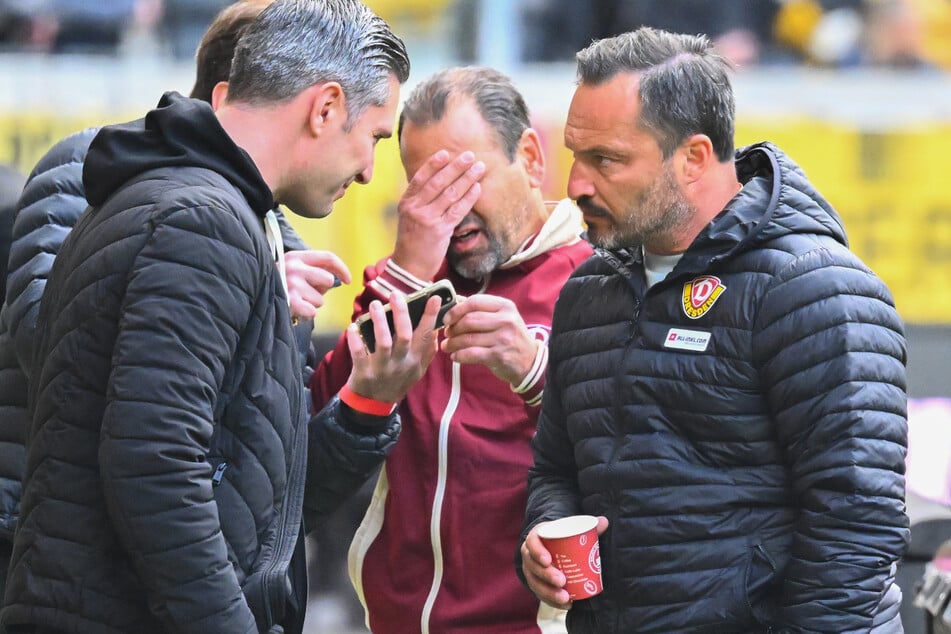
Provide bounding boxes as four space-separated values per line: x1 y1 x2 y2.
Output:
520 516 610 610
391 150 485 280
344 292 442 403
284 249 351 321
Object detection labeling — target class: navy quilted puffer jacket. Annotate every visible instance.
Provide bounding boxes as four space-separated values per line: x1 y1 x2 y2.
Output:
523 143 909 633
0 126 98 544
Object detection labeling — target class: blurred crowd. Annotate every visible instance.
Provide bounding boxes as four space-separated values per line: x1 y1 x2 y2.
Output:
0 0 230 58
520 0 951 70
0 0 948 71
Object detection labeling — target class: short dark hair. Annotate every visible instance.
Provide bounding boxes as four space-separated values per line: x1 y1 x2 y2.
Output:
398 66 530 162
189 0 274 103
576 27 736 161
227 0 410 124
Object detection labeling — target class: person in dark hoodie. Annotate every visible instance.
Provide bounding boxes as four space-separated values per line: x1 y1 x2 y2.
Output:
0 1 466 633
518 27 909 633
0 0 347 613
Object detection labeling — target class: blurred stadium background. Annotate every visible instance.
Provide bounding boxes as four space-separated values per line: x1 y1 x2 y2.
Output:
1 1 949 632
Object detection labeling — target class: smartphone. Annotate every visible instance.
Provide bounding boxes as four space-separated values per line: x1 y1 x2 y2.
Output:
355 279 458 352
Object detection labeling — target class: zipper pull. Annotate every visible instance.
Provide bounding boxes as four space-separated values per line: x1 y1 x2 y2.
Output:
626 300 642 343
212 462 228 487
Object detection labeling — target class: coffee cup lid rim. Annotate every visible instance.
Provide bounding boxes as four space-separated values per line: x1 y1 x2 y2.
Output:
536 514 598 539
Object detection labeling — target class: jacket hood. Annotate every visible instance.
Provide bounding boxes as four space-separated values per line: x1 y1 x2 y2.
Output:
501 198 585 270
83 91 273 214
680 142 847 270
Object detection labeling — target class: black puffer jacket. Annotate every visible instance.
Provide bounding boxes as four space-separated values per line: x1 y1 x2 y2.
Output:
1 93 395 634
0 127 98 545
0 127 317 548
524 143 909 633
0 164 25 303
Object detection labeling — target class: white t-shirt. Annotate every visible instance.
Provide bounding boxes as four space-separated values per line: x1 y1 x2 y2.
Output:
643 247 682 288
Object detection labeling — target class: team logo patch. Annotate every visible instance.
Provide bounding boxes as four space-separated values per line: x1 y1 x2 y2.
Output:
682 276 726 319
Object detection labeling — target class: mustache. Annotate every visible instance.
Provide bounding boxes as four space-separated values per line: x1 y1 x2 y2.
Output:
453 212 485 233
576 196 611 218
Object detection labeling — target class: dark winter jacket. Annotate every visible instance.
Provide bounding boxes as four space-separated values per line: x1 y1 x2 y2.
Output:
0 93 395 634
523 143 909 633
0 126 317 549
0 127 98 547
0 163 25 302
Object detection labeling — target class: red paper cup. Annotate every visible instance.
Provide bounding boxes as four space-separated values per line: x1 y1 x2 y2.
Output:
536 515 602 600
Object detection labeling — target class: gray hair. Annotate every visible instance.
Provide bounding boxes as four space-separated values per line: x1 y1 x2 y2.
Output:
576 27 735 161
398 66 530 162
227 0 410 126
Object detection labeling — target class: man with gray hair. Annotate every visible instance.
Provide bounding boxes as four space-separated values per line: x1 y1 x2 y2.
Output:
519 26 908 633
312 65 592 634
0 2 468 633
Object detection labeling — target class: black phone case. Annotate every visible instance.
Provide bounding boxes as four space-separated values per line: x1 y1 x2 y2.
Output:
358 282 456 352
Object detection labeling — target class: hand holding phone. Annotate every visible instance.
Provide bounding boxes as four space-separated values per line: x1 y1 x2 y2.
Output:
355 279 458 353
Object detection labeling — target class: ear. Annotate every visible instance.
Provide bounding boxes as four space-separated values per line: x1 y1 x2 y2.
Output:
307 81 345 136
677 134 715 184
210 81 229 111
516 127 546 188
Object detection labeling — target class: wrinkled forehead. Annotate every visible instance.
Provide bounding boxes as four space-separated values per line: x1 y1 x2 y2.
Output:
565 76 652 147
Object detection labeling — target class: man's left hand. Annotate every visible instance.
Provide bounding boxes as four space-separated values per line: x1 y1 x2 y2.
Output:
440 294 538 385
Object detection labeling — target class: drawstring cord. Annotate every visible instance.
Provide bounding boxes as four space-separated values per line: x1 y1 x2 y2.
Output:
264 210 292 315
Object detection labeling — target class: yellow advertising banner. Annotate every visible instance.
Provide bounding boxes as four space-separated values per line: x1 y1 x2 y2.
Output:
1 112 948 328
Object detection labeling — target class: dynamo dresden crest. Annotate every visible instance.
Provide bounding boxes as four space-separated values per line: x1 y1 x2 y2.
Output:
682 276 726 319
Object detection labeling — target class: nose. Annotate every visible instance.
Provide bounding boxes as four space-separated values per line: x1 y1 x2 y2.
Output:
355 163 373 185
566 161 593 201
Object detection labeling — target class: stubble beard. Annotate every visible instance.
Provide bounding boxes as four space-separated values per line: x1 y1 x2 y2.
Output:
448 210 523 280
587 168 694 251
449 234 504 280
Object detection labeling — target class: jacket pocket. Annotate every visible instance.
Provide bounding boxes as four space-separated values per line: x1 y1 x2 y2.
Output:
744 542 780 626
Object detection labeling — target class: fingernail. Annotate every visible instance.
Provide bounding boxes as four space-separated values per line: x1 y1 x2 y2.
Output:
471 161 486 175
460 151 475 164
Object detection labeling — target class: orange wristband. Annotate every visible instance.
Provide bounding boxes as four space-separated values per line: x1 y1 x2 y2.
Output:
339 384 396 416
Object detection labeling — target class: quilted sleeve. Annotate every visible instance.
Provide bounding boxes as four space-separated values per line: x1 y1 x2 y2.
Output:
0 129 95 541
302 396 400 530
518 284 587 588
754 245 909 632
5 128 98 379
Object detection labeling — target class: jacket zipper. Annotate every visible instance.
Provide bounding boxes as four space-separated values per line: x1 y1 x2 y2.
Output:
420 361 463 634
212 462 228 487
259 392 308 627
